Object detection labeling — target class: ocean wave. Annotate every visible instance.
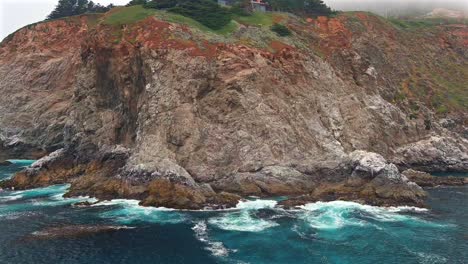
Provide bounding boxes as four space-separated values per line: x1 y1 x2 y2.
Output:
0 194 23 202
235 199 278 210
208 199 279 232
8 184 71 200
414 252 448 264
0 184 96 213
297 201 447 230
6 160 36 166
96 199 185 224
192 221 233 257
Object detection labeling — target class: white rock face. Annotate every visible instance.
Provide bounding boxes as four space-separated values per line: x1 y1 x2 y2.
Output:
349 150 387 176
30 149 65 169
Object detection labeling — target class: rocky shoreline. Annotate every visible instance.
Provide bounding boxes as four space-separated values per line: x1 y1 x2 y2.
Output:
1 148 465 210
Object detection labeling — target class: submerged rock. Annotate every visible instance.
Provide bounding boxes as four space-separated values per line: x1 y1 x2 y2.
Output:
28 225 132 240
0 160 12 166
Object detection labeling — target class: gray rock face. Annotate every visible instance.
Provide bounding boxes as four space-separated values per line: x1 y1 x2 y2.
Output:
348 150 424 200
349 150 387 178
393 136 468 172
0 14 466 208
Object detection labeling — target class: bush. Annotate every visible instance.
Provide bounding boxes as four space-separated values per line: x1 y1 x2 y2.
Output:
144 0 177 9
145 0 232 30
126 0 147 6
231 4 251 16
271 23 291 36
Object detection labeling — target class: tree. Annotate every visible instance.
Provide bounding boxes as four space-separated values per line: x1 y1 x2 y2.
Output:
47 0 77 20
126 0 147 6
47 0 112 20
265 0 334 16
304 0 334 16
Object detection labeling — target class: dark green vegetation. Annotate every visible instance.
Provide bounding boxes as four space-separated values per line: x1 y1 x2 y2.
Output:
271 23 291 36
163 0 232 30
265 0 335 16
140 0 334 30
47 0 113 20
126 0 148 6
45 0 334 30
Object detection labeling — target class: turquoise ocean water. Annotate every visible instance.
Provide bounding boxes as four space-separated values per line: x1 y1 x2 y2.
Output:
0 160 466 264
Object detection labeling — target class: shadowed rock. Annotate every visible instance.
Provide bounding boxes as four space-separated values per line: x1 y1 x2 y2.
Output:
0 160 12 166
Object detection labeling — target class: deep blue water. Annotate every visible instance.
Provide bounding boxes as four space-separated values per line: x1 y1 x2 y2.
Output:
0 161 466 264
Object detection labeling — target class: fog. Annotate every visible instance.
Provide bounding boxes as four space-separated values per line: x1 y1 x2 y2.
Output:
324 0 468 17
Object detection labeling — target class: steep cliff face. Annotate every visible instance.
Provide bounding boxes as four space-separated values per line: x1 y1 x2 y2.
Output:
0 17 91 160
0 10 466 208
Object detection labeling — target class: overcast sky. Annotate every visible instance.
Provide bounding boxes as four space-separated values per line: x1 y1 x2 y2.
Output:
1 0 467 41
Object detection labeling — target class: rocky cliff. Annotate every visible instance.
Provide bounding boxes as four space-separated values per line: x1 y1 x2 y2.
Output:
0 8 467 209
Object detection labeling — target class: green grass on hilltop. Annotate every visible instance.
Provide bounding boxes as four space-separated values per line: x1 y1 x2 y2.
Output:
153 10 239 36
103 5 157 25
233 12 276 27
101 5 240 35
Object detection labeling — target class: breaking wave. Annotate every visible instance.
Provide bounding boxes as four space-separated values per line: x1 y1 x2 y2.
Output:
208 199 279 232
297 201 447 230
193 221 232 257
95 199 185 225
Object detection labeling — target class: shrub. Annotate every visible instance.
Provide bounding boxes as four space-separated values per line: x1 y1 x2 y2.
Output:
145 0 233 30
126 0 147 6
271 23 291 36
144 0 177 9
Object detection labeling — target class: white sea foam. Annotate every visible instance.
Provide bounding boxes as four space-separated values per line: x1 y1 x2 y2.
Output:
235 199 278 210
0 184 94 207
415 252 448 264
208 199 279 232
96 199 184 224
297 201 443 230
192 221 232 257
0 194 23 202
10 184 71 199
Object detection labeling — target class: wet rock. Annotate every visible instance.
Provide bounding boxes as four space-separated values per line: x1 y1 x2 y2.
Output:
0 160 12 166
28 225 132 240
72 201 99 208
402 169 467 187
280 151 427 208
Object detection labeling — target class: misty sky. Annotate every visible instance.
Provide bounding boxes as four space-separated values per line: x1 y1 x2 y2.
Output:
1 0 467 41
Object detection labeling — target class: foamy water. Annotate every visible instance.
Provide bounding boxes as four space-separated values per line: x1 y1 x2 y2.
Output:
0 163 466 264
